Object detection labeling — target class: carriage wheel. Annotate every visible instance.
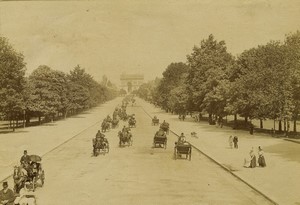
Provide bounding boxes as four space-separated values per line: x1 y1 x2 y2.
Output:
32 177 36 192
41 172 45 186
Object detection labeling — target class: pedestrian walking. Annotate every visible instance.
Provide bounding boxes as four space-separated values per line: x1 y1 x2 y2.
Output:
228 136 233 149
258 146 266 167
244 147 256 168
233 136 238 149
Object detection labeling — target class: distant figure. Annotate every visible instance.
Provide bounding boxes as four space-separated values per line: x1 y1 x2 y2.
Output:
0 182 15 205
249 124 254 135
244 147 256 168
228 136 233 149
178 133 186 144
258 146 266 167
233 136 238 149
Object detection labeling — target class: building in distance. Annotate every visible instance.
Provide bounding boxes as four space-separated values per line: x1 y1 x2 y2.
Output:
120 73 144 93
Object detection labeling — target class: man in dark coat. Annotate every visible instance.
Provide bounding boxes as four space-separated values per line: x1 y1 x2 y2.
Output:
233 136 238 149
0 182 15 205
20 150 31 165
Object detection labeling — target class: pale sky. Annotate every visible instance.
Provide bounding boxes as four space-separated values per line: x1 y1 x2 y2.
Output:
0 0 300 85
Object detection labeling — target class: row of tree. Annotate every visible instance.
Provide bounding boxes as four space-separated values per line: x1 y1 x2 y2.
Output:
137 31 300 133
0 36 117 130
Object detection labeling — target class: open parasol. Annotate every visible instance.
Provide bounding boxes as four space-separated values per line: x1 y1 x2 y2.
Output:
30 155 42 162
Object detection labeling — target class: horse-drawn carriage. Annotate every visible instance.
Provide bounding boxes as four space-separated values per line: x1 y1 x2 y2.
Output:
174 142 192 160
119 110 128 121
153 129 167 149
128 117 136 128
160 121 170 134
118 130 133 147
93 136 109 156
13 155 45 194
101 120 110 132
152 117 159 126
111 118 119 129
14 192 37 205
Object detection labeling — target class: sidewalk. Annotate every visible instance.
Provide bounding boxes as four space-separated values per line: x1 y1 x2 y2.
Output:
139 98 300 205
0 97 122 182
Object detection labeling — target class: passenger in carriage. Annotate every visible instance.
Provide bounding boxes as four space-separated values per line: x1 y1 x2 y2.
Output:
96 130 105 138
178 133 186 144
106 115 112 121
20 150 31 165
156 129 166 137
122 126 126 133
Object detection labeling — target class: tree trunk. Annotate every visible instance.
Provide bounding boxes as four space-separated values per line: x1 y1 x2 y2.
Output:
294 119 297 132
244 116 248 124
38 116 41 124
260 119 263 129
283 119 286 132
234 114 237 129
208 113 213 125
12 120 15 132
278 120 282 132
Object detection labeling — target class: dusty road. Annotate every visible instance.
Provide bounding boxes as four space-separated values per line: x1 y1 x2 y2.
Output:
24 102 272 205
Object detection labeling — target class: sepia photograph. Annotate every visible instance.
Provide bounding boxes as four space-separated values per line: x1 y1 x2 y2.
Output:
0 0 300 204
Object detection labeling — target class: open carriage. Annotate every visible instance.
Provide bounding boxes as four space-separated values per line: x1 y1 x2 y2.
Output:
13 155 45 194
111 118 119 129
14 191 37 205
118 131 133 147
101 121 110 133
152 118 159 126
174 142 192 160
160 122 170 134
128 117 136 128
93 137 109 156
153 130 167 149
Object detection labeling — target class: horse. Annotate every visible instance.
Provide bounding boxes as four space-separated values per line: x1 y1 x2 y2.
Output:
118 131 132 146
101 121 110 132
13 165 27 194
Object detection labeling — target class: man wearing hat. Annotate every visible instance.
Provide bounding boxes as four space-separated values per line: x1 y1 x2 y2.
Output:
20 150 31 165
0 182 15 205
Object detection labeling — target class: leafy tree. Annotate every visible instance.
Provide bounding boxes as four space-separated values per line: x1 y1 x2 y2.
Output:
0 37 26 130
167 85 189 114
285 31 300 132
155 62 189 111
186 34 234 123
228 41 292 130
27 65 68 122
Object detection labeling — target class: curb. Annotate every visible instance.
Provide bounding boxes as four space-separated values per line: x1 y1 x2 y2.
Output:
284 139 300 144
140 104 278 205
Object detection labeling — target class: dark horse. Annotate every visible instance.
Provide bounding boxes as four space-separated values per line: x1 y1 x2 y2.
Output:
118 131 133 146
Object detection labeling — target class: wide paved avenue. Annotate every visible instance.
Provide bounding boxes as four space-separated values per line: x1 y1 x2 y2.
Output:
28 100 271 205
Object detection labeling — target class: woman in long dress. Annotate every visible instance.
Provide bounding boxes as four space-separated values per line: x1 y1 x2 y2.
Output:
258 146 266 167
244 147 256 168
